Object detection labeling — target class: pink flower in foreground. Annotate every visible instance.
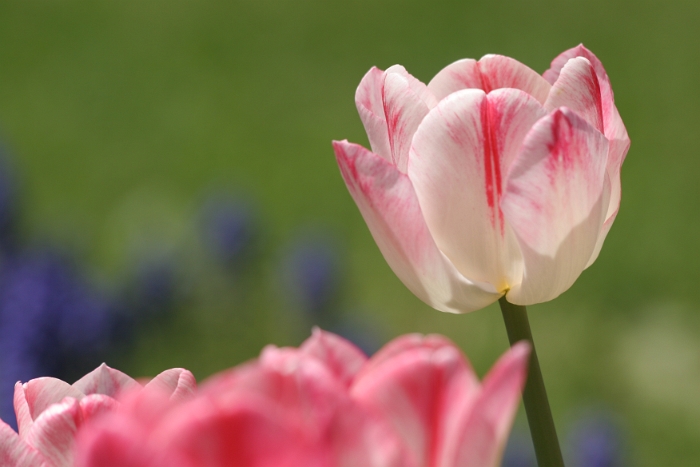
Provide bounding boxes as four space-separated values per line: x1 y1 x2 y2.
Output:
334 44 629 312
0 364 196 467
75 329 529 467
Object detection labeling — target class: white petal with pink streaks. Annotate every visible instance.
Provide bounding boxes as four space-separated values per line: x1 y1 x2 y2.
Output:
502 108 610 304
144 369 197 402
409 88 546 291
544 44 630 231
0 420 50 467
15 378 83 437
545 57 604 133
24 398 82 467
73 364 141 398
356 67 392 162
334 140 499 313
381 69 434 173
429 55 551 104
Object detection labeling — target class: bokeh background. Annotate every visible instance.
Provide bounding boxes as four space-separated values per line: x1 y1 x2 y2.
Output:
0 0 698 465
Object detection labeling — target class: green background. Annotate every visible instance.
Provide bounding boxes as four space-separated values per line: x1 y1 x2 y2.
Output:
1 0 699 465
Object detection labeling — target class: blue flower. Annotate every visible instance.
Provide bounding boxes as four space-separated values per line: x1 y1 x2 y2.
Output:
283 234 341 317
200 195 259 270
0 248 119 429
502 429 536 467
568 411 624 467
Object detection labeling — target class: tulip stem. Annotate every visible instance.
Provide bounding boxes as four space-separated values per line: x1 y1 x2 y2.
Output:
499 297 565 467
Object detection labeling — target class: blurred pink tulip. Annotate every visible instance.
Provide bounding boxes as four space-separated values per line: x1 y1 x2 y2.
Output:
75 329 529 467
0 364 195 467
334 44 629 312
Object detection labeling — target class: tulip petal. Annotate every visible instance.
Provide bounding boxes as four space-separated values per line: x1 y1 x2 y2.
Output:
429 55 551 104
299 327 368 388
154 394 319 467
74 390 172 467
15 378 83 437
544 57 604 133
79 394 120 422
443 342 530 467
356 66 436 174
544 56 622 265
73 363 141 398
427 58 481 100
355 333 465 382
202 346 349 442
24 397 82 467
409 88 548 291
385 65 438 109
356 67 393 161
502 108 610 305
329 398 416 467
74 402 165 467
333 140 500 314
0 419 49 467
256 346 348 435
13 382 33 438
543 45 626 142
584 209 616 268
144 369 197 402
351 342 479 467
544 45 630 233
381 68 435 173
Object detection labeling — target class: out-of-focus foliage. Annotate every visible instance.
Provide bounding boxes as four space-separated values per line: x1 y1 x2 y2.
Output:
0 0 698 465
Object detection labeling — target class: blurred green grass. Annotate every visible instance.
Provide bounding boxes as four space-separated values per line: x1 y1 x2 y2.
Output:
1 0 699 465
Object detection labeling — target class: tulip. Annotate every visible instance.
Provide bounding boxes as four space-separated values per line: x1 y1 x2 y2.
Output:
74 329 529 467
333 44 629 312
0 364 196 467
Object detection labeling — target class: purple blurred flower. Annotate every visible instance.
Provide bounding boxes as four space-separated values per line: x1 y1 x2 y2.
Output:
126 254 179 318
0 248 119 429
283 234 341 317
328 315 382 356
501 429 536 467
568 411 624 467
200 195 259 270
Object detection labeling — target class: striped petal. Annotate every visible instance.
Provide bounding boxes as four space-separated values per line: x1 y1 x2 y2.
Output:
78 394 120 422
355 333 464 383
428 55 551 104
408 88 547 292
351 341 479 467
14 378 83 437
73 364 141 398
24 397 82 467
544 45 630 242
144 369 197 402
0 419 49 467
442 342 530 467
356 67 392 161
334 140 500 314
502 108 610 305
356 66 436 173
544 57 604 133
299 327 368 388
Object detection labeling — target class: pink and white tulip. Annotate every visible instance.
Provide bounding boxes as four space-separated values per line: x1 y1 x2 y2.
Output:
0 364 196 467
334 45 629 312
74 329 529 467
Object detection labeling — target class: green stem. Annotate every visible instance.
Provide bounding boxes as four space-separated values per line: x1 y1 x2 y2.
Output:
498 296 565 467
